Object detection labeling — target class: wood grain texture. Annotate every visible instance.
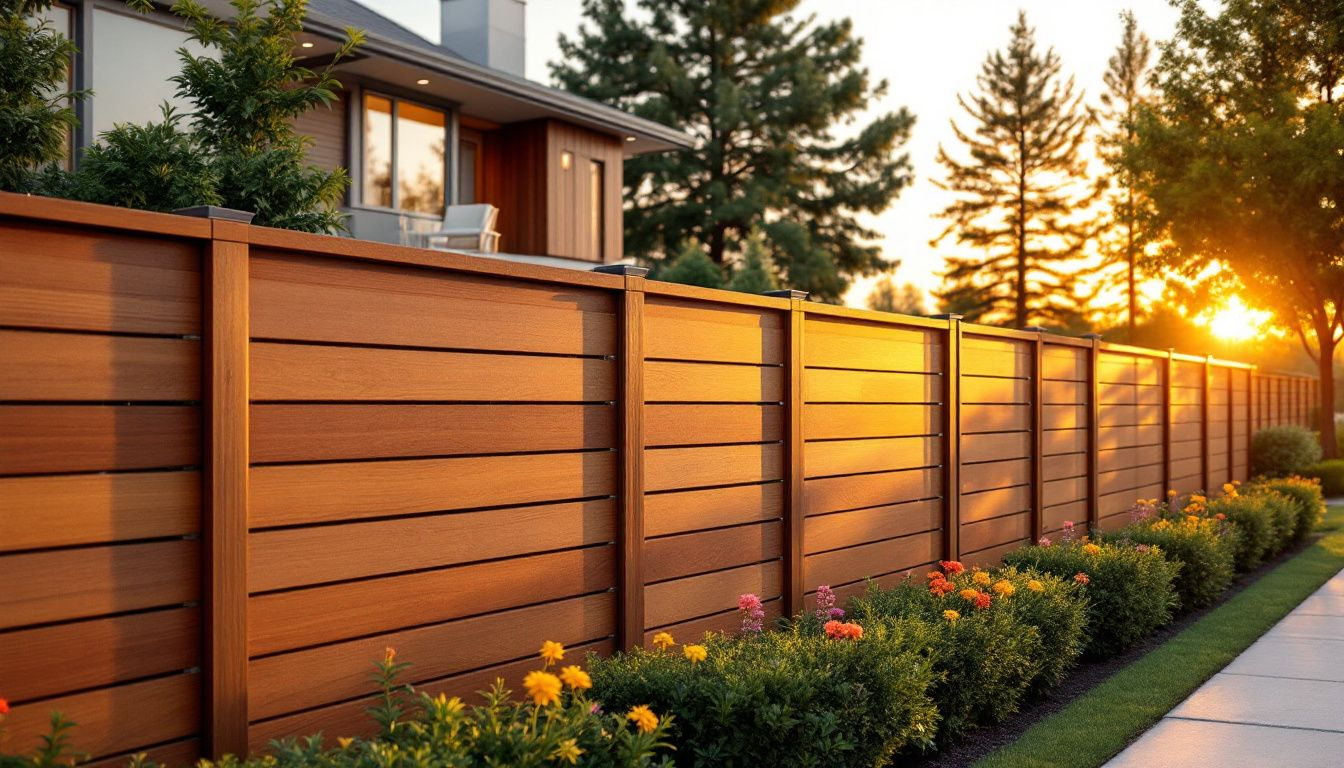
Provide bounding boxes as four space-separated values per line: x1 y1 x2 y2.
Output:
0 330 199 401
644 482 783 538
250 451 617 527
644 360 783 403
644 561 783 629
644 443 784 491
805 530 941 588
804 467 941 516
644 297 784 364
0 471 199 552
805 436 941 477
805 499 941 554
0 405 199 474
804 317 942 373
644 403 782 446
645 521 783 583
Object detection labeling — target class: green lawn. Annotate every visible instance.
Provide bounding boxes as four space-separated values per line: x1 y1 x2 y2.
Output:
974 503 1344 768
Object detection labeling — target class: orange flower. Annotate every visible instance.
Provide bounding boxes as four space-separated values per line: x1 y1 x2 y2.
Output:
1082 543 1102 555
539 640 565 667
943 609 960 622
0 697 8 715
1074 572 1090 585
384 647 396 663
524 670 563 706
1215 513 1227 521
559 665 592 690
930 579 956 596
992 579 1015 597
940 560 966 575
959 588 980 602
972 570 992 586
824 620 863 640
1026 579 1044 592
926 570 946 581
627 705 659 733
972 591 992 610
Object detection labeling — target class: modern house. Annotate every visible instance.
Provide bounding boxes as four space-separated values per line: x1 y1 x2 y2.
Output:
47 0 692 269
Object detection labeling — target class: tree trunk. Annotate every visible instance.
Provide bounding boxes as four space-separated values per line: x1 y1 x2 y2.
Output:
1318 333 1338 459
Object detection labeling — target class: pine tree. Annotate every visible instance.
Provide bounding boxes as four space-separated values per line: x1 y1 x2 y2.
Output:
656 241 725 289
552 0 915 301
727 231 780 294
932 11 1097 328
867 277 927 315
0 0 82 192
1097 11 1154 341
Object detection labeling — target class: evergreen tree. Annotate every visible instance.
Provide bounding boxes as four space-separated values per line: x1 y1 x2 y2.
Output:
932 11 1097 327
727 231 780 294
867 277 927 315
1131 0 1344 457
1096 10 1155 341
656 241 725 289
552 0 914 301
0 0 82 192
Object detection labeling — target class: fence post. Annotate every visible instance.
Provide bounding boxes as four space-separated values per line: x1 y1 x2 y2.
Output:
1225 365 1234 486
1202 356 1212 493
1162 349 1173 496
931 315 962 560
595 265 647 650
767 289 808 615
1249 366 1258 473
1083 334 1102 531
1023 326 1047 544
198 212 251 758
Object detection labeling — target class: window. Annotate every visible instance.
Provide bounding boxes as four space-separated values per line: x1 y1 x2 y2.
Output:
589 160 605 261
91 8 211 139
361 93 446 214
31 3 73 167
458 133 480 204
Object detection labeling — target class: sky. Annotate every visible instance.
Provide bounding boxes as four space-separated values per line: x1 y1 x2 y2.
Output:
356 0 1183 307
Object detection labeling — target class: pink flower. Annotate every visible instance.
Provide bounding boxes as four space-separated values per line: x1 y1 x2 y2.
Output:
814 585 838 621
1062 521 1078 542
739 593 765 634
1037 536 1053 547
1135 544 1151 553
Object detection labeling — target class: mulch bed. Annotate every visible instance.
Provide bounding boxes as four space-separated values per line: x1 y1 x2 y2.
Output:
911 536 1317 768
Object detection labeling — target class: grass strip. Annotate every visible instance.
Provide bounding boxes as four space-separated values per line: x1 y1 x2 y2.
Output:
974 504 1344 768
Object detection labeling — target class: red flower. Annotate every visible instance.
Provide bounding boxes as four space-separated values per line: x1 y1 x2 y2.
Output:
0 697 9 715
972 591 992 610
824 620 864 640
926 570 946 582
1074 572 1091 585
939 560 966 575
929 579 956 596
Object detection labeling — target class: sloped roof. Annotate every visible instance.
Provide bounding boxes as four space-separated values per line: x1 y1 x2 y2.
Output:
307 0 461 56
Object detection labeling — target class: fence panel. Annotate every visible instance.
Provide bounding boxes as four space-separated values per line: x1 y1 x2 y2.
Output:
0 194 1324 764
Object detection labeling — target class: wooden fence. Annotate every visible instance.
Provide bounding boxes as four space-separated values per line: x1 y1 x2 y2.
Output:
0 194 1319 765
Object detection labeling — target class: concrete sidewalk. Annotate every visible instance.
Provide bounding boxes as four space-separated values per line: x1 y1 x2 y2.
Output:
1104 568 1344 768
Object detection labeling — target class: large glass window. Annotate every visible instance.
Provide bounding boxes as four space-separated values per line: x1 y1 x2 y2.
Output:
458 135 480 205
31 3 73 167
361 93 446 214
91 8 211 138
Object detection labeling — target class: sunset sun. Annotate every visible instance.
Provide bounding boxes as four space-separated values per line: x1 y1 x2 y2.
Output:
1205 296 1272 342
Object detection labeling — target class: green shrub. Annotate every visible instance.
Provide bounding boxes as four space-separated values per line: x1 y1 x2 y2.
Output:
1208 492 1277 570
4 650 674 768
1252 425 1322 477
68 108 219 212
589 622 939 766
0 0 83 193
1003 540 1178 659
1102 515 1235 612
1263 476 1327 540
851 569 1046 745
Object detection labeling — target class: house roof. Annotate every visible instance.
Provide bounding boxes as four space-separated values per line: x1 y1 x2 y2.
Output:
295 0 692 154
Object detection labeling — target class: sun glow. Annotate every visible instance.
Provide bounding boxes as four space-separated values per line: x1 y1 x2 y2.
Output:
1204 296 1272 341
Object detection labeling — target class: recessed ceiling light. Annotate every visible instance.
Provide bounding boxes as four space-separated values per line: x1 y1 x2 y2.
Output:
416 78 430 85
625 135 637 142
300 41 314 48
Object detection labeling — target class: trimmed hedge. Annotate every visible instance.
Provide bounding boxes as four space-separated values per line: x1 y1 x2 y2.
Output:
1003 540 1179 659
1209 492 1279 570
1103 515 1236 612
1258 475 1328 540
588 621 939 766
1302 460 1344 497
1252 425 1321 477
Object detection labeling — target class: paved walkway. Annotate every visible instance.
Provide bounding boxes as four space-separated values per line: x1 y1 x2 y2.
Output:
1104 567 1344 768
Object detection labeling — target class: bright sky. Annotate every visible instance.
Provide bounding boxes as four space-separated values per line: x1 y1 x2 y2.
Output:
356 0 1181 307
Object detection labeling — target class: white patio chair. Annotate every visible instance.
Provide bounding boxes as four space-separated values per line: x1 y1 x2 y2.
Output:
424 203 501 253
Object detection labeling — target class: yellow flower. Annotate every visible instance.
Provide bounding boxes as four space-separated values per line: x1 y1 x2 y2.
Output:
559 665 592 690
972 570 992 586
959 588 980 601
627 705 659 733
1153 519 1172 530
943 609 960 622
336 737 353 750
1190 494 1207 505
552 738 584 765
523 670 563 706
1186 515 1201 525
1222 482 1237 497
992 579 1015 596
683 644 707 664
1167 489 1178 497
539 640 565 667
1082 543 1102 555
652 631 675 651
1027 579 1044 592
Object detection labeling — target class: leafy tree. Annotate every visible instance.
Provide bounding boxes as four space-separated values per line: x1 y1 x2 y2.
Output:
727 231 780 294
552 0 915 301
655 241 725 289
932 11 1097 327
0 0 81 192
1131 0 1344 457
867 277 927 316
68 107 218 211
1096 10 1156 341
124 0 363 232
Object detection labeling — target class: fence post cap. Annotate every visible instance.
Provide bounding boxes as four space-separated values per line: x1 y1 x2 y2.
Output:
1021 325 1048 333
1081 333 1104 340
591 264 650 277
173 205 255 223
764 289 809 300
929 313 963 320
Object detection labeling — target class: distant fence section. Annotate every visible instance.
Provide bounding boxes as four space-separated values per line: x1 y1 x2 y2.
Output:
0 194 1319 765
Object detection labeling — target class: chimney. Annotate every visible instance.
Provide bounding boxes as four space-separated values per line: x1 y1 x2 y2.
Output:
441 0 526 77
